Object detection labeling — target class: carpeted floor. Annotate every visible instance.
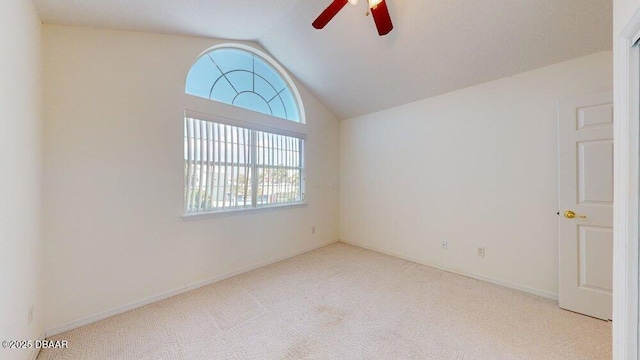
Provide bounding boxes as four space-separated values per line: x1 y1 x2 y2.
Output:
38 242 611 359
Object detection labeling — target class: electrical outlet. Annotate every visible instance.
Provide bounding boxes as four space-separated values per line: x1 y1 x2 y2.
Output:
441 241 448 250
477 247 485 257
28 305 34 326
311 226 316 234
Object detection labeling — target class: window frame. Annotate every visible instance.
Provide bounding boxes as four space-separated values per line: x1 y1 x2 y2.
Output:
182 110 307 219
182 44 308 220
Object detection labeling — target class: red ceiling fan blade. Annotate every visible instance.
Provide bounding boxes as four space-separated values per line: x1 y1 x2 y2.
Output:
370 0 393 36
313 0 349 29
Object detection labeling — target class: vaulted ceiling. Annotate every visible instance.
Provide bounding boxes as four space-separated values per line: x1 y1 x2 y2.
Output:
33 0 612 119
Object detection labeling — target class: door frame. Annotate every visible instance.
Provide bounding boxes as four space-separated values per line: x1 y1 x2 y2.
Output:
613 7 640 360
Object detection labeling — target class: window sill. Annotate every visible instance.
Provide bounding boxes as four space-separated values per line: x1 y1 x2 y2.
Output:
181 202 307 221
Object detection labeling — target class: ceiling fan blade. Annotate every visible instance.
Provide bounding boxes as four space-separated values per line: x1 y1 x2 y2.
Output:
370 0 393 36
313 0 349 29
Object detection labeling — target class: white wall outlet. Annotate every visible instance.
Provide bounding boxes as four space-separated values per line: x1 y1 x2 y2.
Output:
311 226 316 234
28 305 34 326
477 247 485 257
441 241 448 249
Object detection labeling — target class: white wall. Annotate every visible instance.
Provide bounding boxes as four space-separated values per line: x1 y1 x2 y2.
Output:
0 1 44 359
42 25 340 331
340 51 612 298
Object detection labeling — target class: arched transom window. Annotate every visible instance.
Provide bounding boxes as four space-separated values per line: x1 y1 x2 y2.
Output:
185 46 302 122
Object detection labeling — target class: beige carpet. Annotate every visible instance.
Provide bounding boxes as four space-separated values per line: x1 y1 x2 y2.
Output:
38 242 611 359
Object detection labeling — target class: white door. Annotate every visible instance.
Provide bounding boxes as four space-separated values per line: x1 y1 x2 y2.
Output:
558 91 613 320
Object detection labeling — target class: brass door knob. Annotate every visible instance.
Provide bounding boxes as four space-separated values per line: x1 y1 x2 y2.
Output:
564 210 586 219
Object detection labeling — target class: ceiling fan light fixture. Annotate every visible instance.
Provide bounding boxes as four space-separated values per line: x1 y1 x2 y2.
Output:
367 0 383 9
312 0 392 36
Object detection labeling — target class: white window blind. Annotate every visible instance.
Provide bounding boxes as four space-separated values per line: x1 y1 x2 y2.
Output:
184 116 304 214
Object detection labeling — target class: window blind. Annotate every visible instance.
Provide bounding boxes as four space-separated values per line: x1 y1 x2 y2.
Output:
184 117 304 214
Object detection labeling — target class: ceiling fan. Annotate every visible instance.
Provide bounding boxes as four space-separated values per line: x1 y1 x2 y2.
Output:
312 0 393 36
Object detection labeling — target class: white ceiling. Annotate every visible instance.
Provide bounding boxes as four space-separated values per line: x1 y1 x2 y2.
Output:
33 0 612 119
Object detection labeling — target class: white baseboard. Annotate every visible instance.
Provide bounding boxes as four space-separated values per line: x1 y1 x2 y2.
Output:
340 240 559 301
45 239 339 337
29 331 45 360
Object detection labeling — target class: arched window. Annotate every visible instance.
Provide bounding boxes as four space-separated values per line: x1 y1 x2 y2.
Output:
185 45 303 123
183 44 306 217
